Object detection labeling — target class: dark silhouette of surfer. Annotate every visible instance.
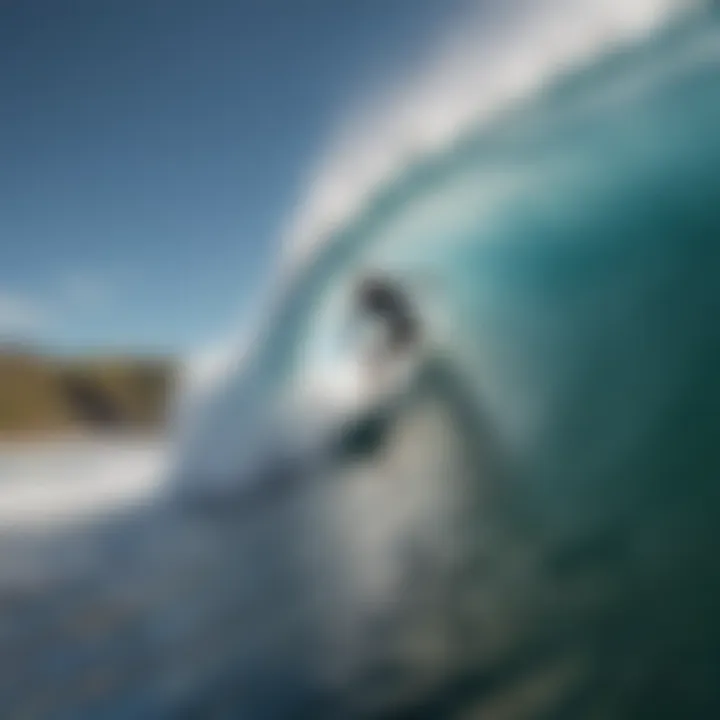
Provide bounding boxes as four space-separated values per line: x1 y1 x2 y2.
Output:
333 273 509 484
332 273 423 459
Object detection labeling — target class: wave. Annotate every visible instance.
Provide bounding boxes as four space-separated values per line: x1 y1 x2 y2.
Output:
282 0 696 271
180 0 694 398
173 2 720 500
6 6 720 716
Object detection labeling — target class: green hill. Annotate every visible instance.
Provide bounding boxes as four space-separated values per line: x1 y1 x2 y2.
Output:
0 348 176 436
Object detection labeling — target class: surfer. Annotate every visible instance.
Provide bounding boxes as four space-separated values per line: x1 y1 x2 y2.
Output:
330 271 477 462
330 273 422 459
332 272 516 516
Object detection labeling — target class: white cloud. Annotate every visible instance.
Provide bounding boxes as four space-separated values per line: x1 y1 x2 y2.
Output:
0 271 116 346
0 293 44 338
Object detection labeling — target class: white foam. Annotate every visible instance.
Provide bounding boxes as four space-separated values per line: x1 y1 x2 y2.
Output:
0 439 166 531
282 0 695 273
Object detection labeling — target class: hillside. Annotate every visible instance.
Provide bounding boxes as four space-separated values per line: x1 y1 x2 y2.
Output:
0 348 176 436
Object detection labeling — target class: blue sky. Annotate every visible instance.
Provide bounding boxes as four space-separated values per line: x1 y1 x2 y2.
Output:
0 0 471 355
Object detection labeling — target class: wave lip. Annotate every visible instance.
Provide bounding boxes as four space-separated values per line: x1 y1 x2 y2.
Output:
282 0 697 274
172 0 715 499
174 0 700 421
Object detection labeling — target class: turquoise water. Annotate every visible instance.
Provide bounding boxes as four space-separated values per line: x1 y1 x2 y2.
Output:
166 13 720 712
184 7 720 509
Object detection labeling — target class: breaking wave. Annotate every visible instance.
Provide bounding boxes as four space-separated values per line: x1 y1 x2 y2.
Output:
174 1 719 495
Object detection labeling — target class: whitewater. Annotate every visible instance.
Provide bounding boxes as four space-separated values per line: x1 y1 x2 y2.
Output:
2 1 720 717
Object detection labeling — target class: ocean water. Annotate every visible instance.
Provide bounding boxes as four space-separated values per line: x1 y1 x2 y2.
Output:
170 5 720 715
177 3 720 533
3 3 720 717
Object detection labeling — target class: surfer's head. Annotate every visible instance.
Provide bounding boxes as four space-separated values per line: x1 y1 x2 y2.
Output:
355 274 420 353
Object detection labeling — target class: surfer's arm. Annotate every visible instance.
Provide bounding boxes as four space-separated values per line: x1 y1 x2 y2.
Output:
329 352 445 461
